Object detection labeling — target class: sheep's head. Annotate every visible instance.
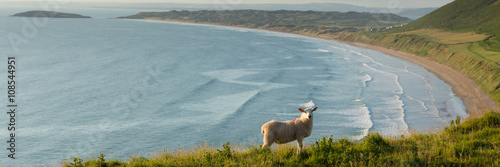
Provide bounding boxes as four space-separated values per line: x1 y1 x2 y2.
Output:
298 106 318 119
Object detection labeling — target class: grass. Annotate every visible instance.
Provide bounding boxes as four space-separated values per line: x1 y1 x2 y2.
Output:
397 29 488 45
447 42 500 64
395 28 500 66
64 112 500 167
398 0 500 36
471 42 500 60
448 43 476 57
493 0 500 6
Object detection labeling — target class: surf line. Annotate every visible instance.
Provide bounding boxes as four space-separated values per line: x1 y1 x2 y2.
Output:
7 57 17 159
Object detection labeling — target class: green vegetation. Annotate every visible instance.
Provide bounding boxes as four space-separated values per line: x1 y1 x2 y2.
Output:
398 0 500 37
11 10 92 18
64 112 500 166
396 29 488 45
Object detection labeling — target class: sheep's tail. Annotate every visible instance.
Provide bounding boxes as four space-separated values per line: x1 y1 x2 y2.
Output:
261 125 266 134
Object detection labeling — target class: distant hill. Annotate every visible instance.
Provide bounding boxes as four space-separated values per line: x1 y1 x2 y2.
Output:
396 8 438 20
11 10 91 18
399 0 500 36
53 2 433 20
118 10 411 30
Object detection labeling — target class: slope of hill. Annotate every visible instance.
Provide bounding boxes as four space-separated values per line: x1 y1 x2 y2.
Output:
399 0 500 36
394 0 500 53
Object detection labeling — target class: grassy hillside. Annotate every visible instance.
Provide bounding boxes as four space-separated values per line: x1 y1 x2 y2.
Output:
392 0 500 56
399 0 500 36
64 112 500 166
396 29 488 45
380 0 500 57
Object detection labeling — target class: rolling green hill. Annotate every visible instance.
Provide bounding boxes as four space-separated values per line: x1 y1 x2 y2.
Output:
392 0 500 54
398 0 500 37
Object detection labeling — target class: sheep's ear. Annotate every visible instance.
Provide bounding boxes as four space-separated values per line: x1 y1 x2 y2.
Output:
298 108 304 112
311 107 318 112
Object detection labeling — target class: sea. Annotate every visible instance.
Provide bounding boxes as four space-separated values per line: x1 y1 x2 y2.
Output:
0 5 467 166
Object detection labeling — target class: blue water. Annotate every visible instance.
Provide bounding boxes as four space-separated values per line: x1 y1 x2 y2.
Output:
0 7 467 166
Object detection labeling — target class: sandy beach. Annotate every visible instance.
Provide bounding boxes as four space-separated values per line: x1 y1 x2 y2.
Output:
143 18 499 117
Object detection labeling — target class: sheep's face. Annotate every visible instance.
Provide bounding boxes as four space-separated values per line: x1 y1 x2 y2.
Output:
298 107 318 119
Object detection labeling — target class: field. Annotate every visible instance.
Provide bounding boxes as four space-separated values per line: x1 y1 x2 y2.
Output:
493 0 500 6
447 43 500 64
397 29 488 45
395 29 500 65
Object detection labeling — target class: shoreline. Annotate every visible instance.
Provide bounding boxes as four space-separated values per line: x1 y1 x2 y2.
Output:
345 42 500 118
142 18 499 118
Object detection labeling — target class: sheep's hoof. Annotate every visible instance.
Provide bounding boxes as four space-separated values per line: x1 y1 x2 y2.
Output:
297 152 308 159
261 147 271 153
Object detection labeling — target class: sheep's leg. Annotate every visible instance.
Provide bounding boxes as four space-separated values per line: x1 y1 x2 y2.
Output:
262 133 274 149
262 139 273 148
296 138 304 155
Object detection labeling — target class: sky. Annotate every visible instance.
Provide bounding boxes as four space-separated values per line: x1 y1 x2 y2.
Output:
0 0 454 8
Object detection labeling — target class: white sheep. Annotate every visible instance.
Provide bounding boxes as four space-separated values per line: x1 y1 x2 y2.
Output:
261 100 318 154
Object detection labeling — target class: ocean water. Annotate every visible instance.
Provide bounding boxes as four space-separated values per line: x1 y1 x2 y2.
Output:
0 8 467 165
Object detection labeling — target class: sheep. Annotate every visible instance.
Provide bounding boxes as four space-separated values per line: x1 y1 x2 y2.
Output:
261 101 318 154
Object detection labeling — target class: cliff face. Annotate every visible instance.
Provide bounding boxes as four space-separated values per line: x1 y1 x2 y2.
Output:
11 11 91 18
